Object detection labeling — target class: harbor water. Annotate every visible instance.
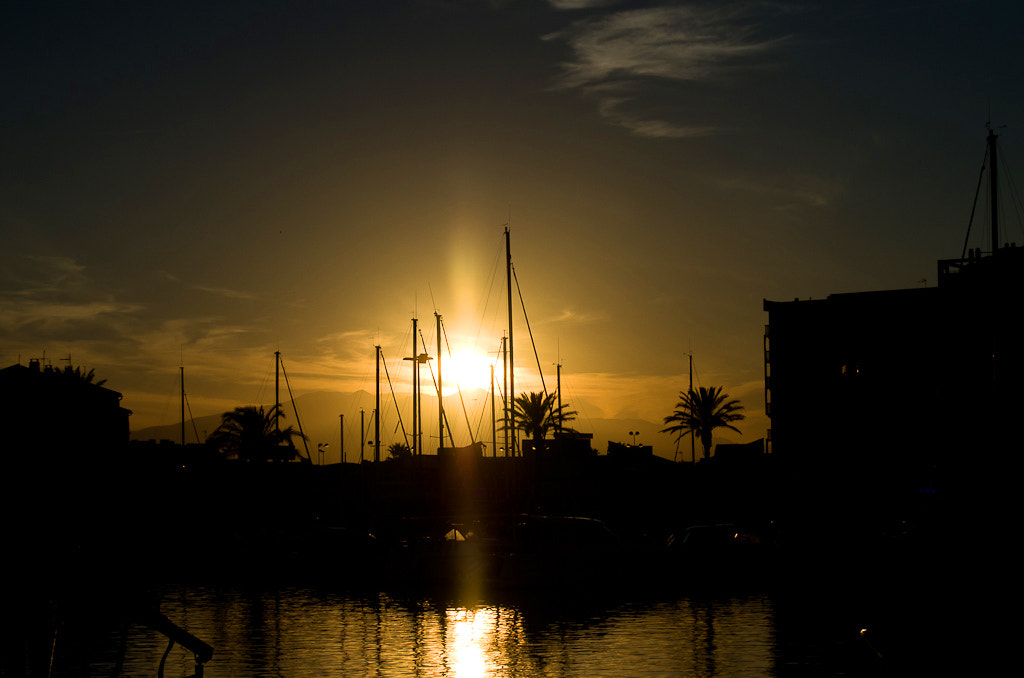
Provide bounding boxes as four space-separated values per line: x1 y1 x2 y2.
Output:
43 579 945 677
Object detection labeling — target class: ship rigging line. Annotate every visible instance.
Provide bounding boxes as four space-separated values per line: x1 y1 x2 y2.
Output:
380 349 410 449
278 356 312 463
417 325 468 446
962 131 1024 256
961 144 989 258
1000 142 1024 243
183 391 200 444
470 339 506 446
440 319 477 445
475 234 508 351
511 263 547 397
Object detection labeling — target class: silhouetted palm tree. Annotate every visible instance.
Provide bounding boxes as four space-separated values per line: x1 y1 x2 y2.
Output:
388 442 411 460
206 404 308 462
503 391 578 453
47 364 106 386
661 386 745 461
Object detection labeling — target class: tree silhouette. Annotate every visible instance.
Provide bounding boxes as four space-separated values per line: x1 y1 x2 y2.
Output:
206 404 308 462
46 363 107 386
661 386 745 461
387 442 411 460
503 391 578 453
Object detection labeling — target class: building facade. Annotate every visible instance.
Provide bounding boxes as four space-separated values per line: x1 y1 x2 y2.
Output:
764 247 1023 479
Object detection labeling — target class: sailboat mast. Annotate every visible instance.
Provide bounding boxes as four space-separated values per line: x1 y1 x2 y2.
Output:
505 226 515 454
375 345 381 462
689 353 695 464
412 318 418 455
989 125 1000 255
436 312 443 451
275 350 281 436
180 365 186 446
502 335 509 456
556 362 562 435
491 364 496 457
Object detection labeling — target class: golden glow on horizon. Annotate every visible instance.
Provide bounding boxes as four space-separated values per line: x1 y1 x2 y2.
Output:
442 348 496 396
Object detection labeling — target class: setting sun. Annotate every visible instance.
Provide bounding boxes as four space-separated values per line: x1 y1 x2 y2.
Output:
442 348 497 396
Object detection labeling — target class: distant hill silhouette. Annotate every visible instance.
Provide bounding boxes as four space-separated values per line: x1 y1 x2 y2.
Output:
131 390 738 461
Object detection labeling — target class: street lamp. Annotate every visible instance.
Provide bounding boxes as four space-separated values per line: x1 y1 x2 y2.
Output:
629 431 640 446
317 442 329 466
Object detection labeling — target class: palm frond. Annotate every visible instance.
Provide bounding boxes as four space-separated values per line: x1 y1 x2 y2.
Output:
660 385 745 460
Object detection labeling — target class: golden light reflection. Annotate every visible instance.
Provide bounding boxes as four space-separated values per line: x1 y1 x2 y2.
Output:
446 607 498 678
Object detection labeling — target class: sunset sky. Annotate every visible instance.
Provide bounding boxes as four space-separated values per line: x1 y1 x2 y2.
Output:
4 1 1023 459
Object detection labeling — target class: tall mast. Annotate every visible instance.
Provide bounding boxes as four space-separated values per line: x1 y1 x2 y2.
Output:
375 345 381 462
505 226 515 454
556 362 562 436
412 318 418 455
180 365 186 446
989 124 1000 255
491 364 496 457
275 350 281 436
502 335 509 456
689 353 695 464
436 312 443 451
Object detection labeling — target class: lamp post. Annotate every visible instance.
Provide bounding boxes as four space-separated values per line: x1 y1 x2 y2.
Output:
629 431 640 446
403 345 432 455
317 442 329 466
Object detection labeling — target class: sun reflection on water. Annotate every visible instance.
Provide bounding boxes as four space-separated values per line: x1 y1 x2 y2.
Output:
447 607 496 678
94 586 782 677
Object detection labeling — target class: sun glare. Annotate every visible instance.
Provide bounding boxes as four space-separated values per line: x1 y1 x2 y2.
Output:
442 349 495 395
447 607 496 678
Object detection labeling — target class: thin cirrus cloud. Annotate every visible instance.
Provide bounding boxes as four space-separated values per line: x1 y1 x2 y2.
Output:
550 308 609 324
718 174 845 210
191 285 256 301
547 0 620 9
159 271 255 301
5 255 88 298
0 256 141 334
545 2 790 137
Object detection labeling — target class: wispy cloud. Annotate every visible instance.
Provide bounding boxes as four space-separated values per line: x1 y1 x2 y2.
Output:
547 0 620 9
1 300 144 327
155 268 254 300
192 284 256 300
550 307 610 324
6 255 88 297
545 2 791 137
718 174 845 209
0 254 264 385
0 256 144 337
